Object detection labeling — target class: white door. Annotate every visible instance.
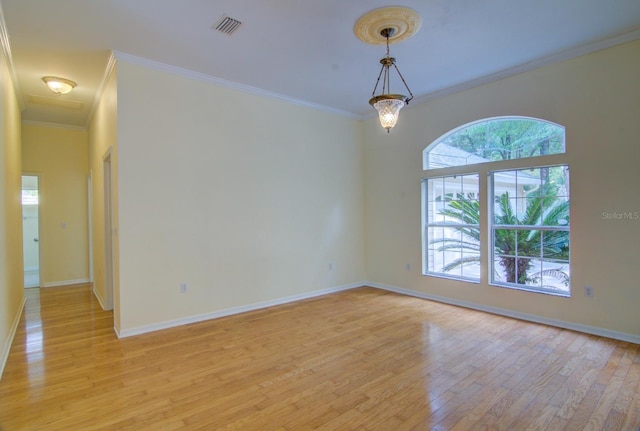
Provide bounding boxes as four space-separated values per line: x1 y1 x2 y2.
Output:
22 175 40 288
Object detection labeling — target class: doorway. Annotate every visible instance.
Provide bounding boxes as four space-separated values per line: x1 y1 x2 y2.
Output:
103 152 114 310
22 175 40 288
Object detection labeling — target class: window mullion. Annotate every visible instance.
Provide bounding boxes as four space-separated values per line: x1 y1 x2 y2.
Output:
479 168 489 286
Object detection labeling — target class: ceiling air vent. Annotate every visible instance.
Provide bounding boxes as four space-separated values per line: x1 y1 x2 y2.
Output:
214 15 242 35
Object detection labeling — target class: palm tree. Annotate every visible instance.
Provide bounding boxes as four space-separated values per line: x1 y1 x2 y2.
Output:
433 184 569 286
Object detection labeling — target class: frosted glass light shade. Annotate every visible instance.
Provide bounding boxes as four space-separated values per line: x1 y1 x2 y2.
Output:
42 76 76 95
373 98 405 131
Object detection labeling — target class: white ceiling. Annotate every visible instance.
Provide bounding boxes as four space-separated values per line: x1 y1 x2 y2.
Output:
1 0 639 128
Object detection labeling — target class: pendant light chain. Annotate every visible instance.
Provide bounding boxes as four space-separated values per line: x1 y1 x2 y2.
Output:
392 62 413 102
384 34 391 95
371 62 386 99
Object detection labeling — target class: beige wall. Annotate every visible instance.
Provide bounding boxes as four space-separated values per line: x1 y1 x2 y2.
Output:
364 40 640 338
88 63 119 326
115 59 365 334
0 44 23 377
22 124 89 286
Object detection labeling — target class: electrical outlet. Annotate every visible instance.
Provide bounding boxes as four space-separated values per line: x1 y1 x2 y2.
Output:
584 285 593 298
179 282 188 294
328 262 334 270
406 263 411 271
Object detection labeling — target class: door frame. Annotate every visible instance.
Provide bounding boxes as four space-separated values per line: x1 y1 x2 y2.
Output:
21 173 43 288
88 172 94 283
102 150 114 310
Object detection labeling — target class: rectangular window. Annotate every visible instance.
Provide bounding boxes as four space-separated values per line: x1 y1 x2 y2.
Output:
424 174 480 281
490 166 570 295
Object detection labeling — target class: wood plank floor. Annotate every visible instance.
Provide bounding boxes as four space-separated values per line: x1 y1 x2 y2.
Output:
1 285 639 430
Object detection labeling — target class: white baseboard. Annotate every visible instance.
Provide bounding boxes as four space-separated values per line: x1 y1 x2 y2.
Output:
114 280 640 344
92 285 107 310
367 281 640 345
43 278 90 288
0 296 26 379
117 281 364 338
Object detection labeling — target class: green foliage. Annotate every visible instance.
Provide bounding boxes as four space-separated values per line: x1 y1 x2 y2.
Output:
431 184 570 287
493 184 569 285
438 118 564 162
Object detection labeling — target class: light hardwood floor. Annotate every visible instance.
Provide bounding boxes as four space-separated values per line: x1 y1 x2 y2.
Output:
1 285 639 430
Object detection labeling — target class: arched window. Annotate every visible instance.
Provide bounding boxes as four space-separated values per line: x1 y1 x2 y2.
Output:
424 117 565 169
422 117 570 296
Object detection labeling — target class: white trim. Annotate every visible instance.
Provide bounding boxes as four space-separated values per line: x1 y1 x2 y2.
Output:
112 50 362 121
87 173 93 283
43 278 90 288
85 52 117 129
367 281 640 345
92 284 107 310
102 150 114 311
0 3 24 110
116 281 364 338
21 120 86 131
396 27 640 119
0 296 26 379
113 279 640 344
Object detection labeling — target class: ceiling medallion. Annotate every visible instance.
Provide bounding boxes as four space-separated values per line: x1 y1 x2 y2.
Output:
354 6 421 45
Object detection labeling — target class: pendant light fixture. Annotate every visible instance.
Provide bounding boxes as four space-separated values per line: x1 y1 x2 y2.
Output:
369 27 413 132
354 6 421 133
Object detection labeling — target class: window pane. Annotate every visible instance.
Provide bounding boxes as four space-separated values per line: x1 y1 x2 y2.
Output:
493 255 512 284
490 165 570 295
425 174 479 281
517 230 541 258
514 257 537 286
541 230 570 261
424 117 565 169
539 261 570 294
494 229 516 256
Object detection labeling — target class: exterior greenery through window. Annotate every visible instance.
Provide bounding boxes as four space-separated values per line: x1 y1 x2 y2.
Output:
422 117 570 296
491 166 570 293
426 174 480 281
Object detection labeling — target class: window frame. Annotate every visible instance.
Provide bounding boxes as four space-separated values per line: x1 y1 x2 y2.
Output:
422 116 571 297
423 173 481 283
488 165 571 297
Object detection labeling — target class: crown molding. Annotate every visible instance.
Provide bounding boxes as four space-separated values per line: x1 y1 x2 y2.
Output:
85 52 117 129
0 3 24 110
112 50 363 120
409 27 640 110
